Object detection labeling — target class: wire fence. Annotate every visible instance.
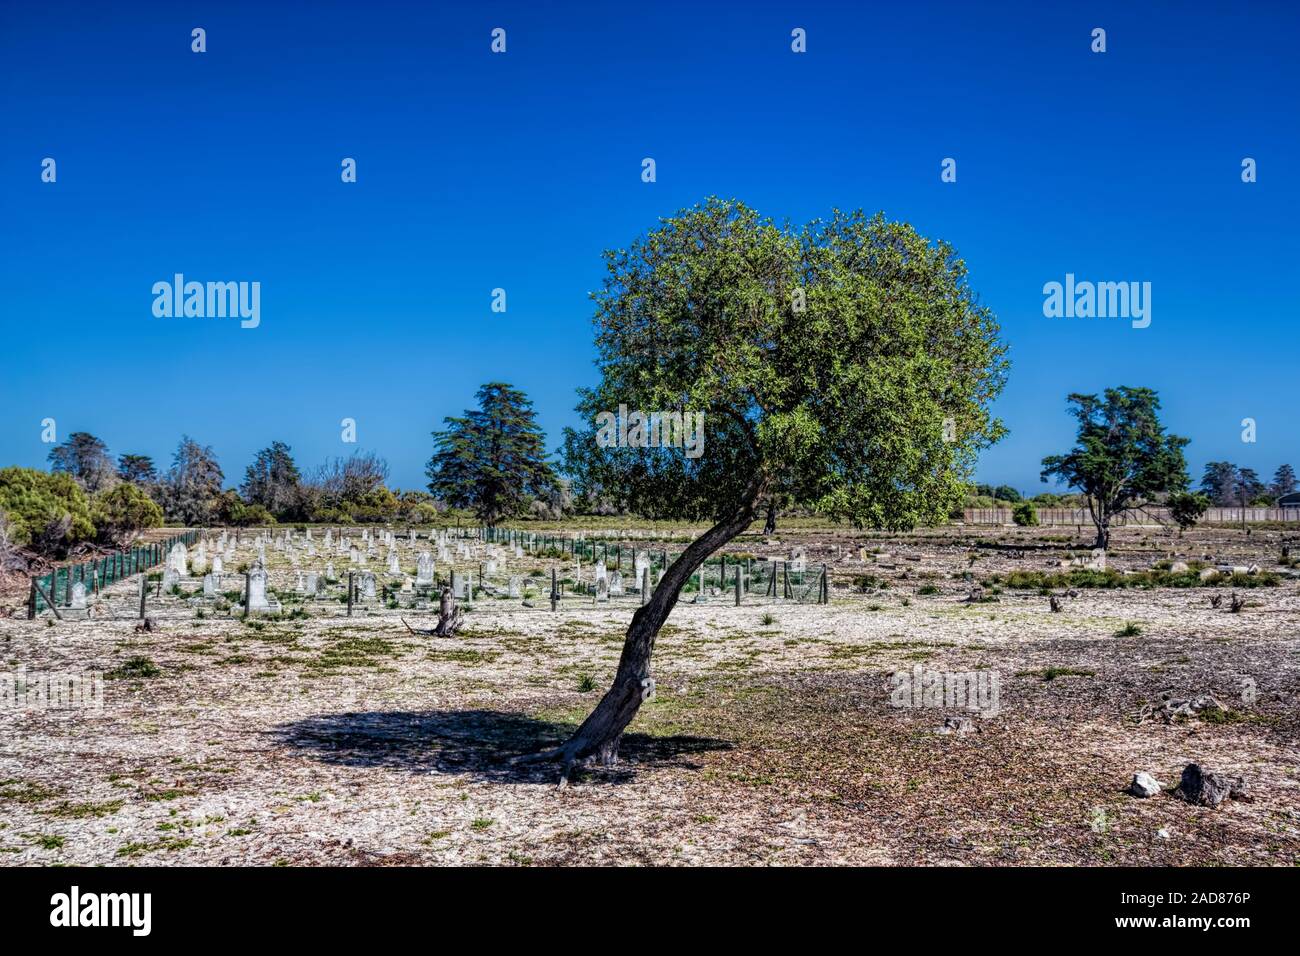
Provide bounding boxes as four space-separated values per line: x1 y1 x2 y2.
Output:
963 507 1300 527
27 530 201 618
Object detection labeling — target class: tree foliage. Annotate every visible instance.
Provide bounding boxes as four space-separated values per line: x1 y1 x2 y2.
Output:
1167 490 1210 531
117 454 158 485
92 482 163 545
48 432 118 494
1272 464 1296 498
240 441 303 519
1040 387 1189 548
157 436 224 525
0 467 96 556
427 382 558 525
562 198 1007 531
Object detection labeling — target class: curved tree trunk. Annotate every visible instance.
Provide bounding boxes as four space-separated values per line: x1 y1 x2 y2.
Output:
763 500 777 536
537 480 763 783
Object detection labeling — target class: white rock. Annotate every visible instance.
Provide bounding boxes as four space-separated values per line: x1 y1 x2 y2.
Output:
1129 771 1161 798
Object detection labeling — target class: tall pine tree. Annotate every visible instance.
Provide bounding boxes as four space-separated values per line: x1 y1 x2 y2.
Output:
426 383 557 525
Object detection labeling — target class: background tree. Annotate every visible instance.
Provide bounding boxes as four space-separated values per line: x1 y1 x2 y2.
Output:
1233 467 1267 507
157 436 224 525
427 382 557 526
1040 387 1189 550
1271 463 1296 498
92 483 163 545
117 454 158 485
302 451 392 522
543 198 1007 778
48 431 118 493
1200 461 1239 505
240 441 303 519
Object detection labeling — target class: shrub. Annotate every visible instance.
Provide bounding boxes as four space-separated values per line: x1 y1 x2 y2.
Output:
1011 501 1039 526
92 483 163 545
0 467 95 557
1167 491 1210 532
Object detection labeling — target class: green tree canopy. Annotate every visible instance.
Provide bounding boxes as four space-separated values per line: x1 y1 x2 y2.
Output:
1040 387 1190 548
427 382 558 526
0 467 96 557
92 482 163 545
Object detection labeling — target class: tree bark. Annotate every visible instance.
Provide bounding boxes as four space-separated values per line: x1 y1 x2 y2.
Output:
534 479 764 782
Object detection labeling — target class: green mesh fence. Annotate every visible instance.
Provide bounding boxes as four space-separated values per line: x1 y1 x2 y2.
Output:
29 530 201 615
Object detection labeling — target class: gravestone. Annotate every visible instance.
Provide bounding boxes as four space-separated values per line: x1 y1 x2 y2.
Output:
595 560 608 585
387 550 400 576
325 562 336 580
202 574 216 598
70 581 87 609
247 567 274 613
304 573 319 597
416 552 435 587
166 543 188 577
211 555 223 574
359 572 377 600
596 574 610 602
790 547 807 573
162 566 180 589
633 551 650 590
609 571 624 596
508 575 522 598
451 571 467 600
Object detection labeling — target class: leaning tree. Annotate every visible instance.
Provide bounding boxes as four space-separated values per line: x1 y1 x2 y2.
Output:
541 198 1008 781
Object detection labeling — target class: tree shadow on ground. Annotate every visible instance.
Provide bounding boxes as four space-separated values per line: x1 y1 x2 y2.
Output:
271 709 732 785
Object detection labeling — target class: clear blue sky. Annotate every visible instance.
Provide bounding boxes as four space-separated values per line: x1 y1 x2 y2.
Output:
2 0 1297 495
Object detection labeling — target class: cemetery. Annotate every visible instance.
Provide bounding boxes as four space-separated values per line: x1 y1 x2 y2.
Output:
1 517 1297 866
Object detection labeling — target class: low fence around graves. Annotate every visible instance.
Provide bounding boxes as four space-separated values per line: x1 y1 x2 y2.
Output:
963 507 1300 527
27 530 201 618
471 524 829 604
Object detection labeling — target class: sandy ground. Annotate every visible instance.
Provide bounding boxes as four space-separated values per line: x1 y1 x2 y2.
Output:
1 523 1298 866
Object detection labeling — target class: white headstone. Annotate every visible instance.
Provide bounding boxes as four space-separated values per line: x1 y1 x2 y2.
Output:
416 552 435 587
247 568 272 612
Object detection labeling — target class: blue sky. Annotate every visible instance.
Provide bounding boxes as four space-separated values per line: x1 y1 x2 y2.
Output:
2 0 1297 495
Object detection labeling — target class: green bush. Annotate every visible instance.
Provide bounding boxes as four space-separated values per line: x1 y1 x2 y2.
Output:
1011 501 1039 526
92 483 163 545
0 467 95 556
